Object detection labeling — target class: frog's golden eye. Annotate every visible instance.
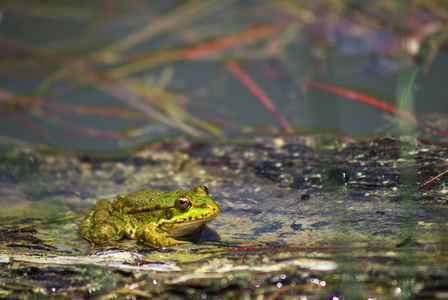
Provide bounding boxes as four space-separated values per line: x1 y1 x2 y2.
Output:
175 195 192 212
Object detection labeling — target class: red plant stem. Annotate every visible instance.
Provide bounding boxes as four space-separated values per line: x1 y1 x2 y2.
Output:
11 112 49 136
182 24 280 59
33 110 123 139
306 80 448 137
47 102 147 120
226 61 293 134
230 246 366 251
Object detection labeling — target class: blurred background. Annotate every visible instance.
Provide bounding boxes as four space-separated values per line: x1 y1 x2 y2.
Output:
1 0 448 150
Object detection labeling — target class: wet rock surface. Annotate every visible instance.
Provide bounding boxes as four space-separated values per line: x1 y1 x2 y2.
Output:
1 136 448 299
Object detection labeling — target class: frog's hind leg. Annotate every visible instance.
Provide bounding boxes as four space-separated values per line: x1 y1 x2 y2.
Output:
136 226 190 248
79 199 125 246
79 199 111 242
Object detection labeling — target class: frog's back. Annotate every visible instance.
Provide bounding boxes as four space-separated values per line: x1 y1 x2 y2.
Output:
113 189 184 210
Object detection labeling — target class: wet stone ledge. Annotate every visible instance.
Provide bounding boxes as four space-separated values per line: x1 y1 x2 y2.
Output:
0 136 447 299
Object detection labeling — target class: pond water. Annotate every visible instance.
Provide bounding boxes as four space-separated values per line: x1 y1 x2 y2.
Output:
1 1 448 149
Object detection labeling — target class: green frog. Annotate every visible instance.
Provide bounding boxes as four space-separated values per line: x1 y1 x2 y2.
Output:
79 185 220 248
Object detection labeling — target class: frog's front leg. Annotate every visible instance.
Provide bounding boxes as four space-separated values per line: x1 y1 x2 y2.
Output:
135 226 189 248
79 199 125 246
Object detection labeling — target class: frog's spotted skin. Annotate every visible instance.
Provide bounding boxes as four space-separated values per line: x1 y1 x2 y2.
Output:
79 185 220 248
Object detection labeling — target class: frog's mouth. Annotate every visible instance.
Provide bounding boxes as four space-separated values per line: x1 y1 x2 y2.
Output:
160 211 218 237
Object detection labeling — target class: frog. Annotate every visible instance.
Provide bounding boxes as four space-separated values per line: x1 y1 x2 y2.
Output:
78 185 220 248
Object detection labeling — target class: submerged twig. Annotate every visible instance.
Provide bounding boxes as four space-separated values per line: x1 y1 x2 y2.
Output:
401 168 448 199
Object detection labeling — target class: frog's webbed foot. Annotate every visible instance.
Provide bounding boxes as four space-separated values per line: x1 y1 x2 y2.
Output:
136 226 190 248
89 214 125 245
79 199 125 246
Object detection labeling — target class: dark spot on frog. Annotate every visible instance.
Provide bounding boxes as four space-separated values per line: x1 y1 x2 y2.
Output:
165 210 173 220
290 222 304 231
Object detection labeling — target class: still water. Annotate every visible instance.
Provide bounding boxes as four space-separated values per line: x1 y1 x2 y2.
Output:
1 1 448 149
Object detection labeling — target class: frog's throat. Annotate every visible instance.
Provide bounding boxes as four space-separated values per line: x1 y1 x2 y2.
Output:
159 202 219 237
160 214 216 237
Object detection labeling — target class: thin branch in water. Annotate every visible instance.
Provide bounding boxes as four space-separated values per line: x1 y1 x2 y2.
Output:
402 168 448 199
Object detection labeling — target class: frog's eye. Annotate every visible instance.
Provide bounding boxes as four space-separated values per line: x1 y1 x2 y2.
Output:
175 195 192 212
